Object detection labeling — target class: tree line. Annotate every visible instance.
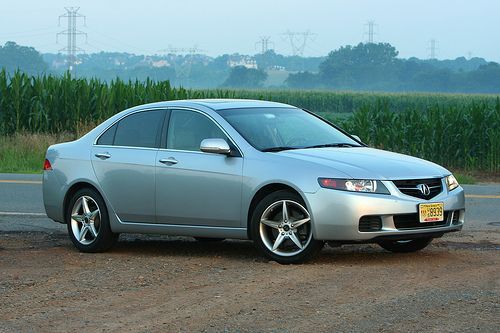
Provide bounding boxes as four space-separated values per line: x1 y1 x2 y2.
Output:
1 41 499 93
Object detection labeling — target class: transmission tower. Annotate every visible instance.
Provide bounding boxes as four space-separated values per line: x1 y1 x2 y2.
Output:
282 30 316 56
158 46 203 55
428 39 438 59
255 36 274 54
157 45 204 86
364 21 377 43
57 7 87 71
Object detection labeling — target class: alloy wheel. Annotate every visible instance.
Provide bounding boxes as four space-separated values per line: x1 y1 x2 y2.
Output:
259 200 313 257
70 195 101 245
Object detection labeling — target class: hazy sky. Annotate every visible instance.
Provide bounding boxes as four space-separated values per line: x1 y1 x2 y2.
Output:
0 0 498 61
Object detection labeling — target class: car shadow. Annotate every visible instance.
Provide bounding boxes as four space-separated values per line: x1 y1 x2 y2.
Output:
109 234 454 265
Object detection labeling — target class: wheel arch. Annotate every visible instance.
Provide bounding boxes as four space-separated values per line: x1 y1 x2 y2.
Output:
63 181 105 223
246 183 306 239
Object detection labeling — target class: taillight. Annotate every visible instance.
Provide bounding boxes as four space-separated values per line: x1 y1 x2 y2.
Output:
43 159 52 171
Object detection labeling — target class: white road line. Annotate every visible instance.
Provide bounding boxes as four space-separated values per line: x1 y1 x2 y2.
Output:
465 194 500 199
0 211 47 217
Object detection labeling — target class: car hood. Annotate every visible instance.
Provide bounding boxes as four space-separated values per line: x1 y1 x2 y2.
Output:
279 147 450 180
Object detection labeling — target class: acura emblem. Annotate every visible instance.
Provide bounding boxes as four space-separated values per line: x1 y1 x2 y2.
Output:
417 184 431 196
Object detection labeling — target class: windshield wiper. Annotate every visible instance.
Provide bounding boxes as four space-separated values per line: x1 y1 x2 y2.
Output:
261 146 299 152
303 143 361 149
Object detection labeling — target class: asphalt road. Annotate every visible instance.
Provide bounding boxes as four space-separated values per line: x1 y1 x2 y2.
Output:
0 173 499 234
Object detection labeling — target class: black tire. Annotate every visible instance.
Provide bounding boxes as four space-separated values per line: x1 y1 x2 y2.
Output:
250 190 324 264
66 187 119 252
378 237 433 253
194 237 225 242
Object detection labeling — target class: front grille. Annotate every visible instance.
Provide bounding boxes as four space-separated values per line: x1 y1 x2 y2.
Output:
394 211 449 229
359 216 382 232
392 178 443 200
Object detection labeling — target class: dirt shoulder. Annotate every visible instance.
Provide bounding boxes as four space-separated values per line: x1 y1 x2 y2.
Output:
0 231 498 333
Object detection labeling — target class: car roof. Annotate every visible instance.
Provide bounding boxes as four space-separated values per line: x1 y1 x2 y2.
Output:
134 99 295 111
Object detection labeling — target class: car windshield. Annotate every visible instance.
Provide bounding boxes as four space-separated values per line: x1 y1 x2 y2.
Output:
216 107 361 151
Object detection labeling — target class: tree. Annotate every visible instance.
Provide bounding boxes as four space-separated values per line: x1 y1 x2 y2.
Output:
221 66 268 88
0 41 47 74
318 43 400 89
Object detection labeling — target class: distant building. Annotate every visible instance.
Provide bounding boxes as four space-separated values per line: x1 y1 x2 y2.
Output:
228 57 258 69
151 59 170 68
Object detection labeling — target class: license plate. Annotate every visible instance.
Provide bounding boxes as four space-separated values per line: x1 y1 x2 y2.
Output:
419 202 444 223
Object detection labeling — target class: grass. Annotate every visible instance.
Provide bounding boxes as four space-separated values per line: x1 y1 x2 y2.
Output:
0 134 495 184
454 173 477 185
0 133 73 173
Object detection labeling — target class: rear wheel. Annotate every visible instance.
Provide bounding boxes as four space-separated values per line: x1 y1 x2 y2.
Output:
66 188 118 252
378 237 433 253
251 190 324 264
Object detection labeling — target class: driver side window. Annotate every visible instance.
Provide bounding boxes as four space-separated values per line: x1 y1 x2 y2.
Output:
166 110 228 151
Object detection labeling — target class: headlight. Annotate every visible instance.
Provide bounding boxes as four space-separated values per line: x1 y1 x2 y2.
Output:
445 174 459 191
318 178 390 194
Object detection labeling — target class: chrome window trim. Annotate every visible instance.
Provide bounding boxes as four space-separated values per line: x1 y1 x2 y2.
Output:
92 144 159 151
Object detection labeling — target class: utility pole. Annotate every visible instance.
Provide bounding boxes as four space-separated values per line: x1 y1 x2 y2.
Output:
57 7 87 72
282 30 316 56
428 39 438 59
364 21 377 43
255 36 274 54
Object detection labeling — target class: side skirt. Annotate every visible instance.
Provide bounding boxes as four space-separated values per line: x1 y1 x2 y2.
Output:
111 218 248 240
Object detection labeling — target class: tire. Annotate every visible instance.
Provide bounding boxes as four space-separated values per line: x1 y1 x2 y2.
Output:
250 190 324 264
66 187 119 252
378 237 433 253
194 237 225 242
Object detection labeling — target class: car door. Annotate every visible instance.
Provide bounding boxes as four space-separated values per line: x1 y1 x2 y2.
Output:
91 109 165 223
155 109 243 227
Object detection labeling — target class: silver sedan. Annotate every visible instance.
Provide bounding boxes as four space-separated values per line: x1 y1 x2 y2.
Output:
43 99 465 263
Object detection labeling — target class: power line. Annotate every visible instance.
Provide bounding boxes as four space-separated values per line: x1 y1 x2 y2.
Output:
428 39 438 59
282 30 316 56
157 45 205 85
255 36 274 54
157 46 204 55
56 7 87 71
364 20 377 43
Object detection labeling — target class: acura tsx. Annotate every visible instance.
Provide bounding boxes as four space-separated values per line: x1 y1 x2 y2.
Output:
43 99 465 263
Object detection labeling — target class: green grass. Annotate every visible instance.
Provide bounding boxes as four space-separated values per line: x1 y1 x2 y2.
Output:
0 133 72 173
454 173 477 185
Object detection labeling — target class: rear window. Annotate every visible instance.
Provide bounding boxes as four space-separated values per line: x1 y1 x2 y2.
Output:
96 123 117 145
97 110 164 148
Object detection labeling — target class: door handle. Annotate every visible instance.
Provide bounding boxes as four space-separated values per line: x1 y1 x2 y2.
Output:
95 152 111 160
159 157 178 165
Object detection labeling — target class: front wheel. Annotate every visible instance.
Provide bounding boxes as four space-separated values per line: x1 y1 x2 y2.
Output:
378 237 433 253
66 188 118 252
251 190 324 264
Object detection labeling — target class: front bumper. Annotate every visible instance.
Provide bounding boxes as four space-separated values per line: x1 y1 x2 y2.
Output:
304 181 465 241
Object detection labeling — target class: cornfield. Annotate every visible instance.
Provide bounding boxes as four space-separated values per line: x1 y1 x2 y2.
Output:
0 70 498 172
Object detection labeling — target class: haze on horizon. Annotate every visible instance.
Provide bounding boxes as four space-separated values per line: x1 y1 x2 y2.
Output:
0 0 498 62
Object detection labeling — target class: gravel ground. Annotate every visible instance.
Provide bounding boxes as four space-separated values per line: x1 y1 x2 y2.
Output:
0 231 498 333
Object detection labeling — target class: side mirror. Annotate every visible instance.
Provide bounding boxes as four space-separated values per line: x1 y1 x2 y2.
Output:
200 138 231 155
351 135 362 142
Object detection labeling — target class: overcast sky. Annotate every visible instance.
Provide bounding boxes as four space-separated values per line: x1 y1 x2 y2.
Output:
0 0 498 61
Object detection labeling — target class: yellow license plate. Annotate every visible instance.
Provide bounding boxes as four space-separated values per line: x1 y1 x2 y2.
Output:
419 202 444 223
